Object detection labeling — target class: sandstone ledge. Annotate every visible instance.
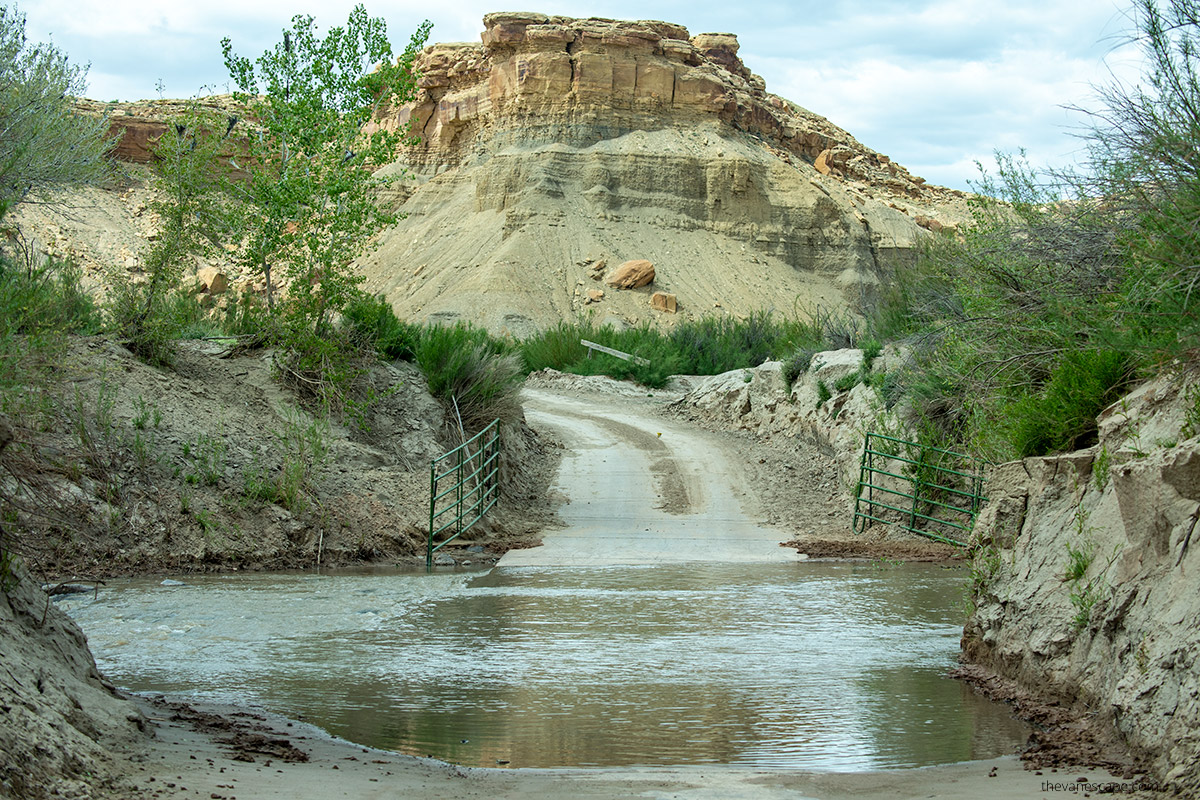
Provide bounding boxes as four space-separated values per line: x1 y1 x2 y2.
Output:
374 12 951 201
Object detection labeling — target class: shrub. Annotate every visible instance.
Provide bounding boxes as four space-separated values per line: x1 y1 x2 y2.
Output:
0 254 100 337
782 348 815 390
833 372 859 393
1006 349 1134 458
520 319 592 373
0 252 98 421
816 380 832 407
416 322 522 429
108 103 231 365
861 339 883 369
341 292 420 361
0 5 112 221
668 312 784 375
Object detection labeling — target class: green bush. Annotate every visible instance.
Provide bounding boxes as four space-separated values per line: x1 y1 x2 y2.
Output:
834 372 860 393
816 380 832 407
416 322 522 429
861 339 883 369
520 319 591 373
0 5 112 221
782 348 815 389
667 312 784 375
342 292 420 361
1006 349 1134 457
517 310 861 388
0 255 100 336
0 253 99 420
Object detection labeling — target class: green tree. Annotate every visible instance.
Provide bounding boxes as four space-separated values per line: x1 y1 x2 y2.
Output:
221 6 430 331
0 4 111 220
108 104 234 364
1075 0 1200 349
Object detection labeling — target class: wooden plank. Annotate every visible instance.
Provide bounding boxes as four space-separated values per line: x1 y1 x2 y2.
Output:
580 339 649 366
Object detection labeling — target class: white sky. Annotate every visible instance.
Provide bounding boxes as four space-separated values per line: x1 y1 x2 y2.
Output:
21 0 1147 191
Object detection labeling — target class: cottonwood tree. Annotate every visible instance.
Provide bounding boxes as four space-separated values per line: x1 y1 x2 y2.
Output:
221 5 430 333
0 4 111 220
108 103 234 365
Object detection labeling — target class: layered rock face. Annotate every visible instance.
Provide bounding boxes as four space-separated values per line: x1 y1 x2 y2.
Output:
965 376 1200 791
359 13 967 334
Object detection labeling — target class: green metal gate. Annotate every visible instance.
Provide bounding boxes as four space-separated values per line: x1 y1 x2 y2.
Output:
852 432 986 547
428 419 500 568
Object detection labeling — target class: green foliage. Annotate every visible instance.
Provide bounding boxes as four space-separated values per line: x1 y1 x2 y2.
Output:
1070 579 1105 630
1062 506 1106 629
341 292 419 360
108 103 232 365
240 407 329 512
519 320 590 373
816 380 832 407
1094 444 1111 490
782 348 815 390
1005 349 1134 458
666 311 786 375
0 547 18 593
222 7 430 331
967 544 1002 606
1182 382 1200 440
0 253 101 336
0 5 112 220
860 339 882 369
1077 0 1200 352
416 323 522 429
868 3 1200 460
833 372 860 393
866 150 1136 459
1063 540 1095 583
182 434 226 487
273 323 372 412
217 8 431 411
789 302 865 350
518 309 864 390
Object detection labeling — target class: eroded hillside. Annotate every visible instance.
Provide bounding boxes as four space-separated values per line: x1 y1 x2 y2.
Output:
360 12 969 334
10 13 969 336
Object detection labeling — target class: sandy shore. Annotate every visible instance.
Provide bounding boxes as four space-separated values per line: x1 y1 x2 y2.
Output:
119 695 1147 800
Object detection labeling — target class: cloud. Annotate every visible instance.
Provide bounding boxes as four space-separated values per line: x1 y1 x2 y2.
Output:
19 0 1152 190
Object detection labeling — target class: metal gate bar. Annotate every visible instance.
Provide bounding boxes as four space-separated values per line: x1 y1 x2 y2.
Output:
428 419 500 568
852 432 986 547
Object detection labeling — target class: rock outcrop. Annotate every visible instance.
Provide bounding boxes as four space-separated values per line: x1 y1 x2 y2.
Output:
669 347 910 492
358 12 969 334
965 374 1200 791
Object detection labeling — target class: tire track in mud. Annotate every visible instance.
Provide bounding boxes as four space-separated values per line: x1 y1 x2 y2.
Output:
586 415 691 514
499 387 800 566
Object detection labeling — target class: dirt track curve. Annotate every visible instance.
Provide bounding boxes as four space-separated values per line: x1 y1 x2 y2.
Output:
499 388 803 567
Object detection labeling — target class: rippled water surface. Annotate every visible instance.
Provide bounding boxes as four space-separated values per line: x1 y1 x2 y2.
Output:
60 562 1028 769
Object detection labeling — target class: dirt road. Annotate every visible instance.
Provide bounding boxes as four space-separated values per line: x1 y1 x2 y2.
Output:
499 388 803 566
120 384 1128 800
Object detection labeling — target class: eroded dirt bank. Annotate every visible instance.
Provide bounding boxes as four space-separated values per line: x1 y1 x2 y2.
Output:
964 372 1200 794
4 338 558 582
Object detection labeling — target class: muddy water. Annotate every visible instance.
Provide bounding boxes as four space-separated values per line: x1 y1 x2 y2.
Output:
60 562 1028 770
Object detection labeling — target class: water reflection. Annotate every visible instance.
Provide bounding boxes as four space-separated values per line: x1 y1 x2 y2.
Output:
60 562 1028 769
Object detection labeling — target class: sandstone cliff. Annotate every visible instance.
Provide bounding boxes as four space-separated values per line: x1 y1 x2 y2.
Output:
359 12 968 335
965 374 1200 791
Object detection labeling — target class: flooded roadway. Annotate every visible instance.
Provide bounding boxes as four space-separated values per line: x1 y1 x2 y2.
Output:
60 562 1028 770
